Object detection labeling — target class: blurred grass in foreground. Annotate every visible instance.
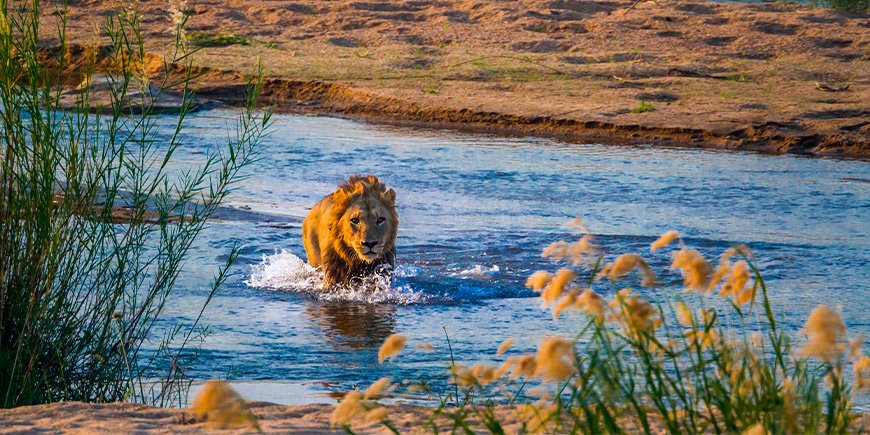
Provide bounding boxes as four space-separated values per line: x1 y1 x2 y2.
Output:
0 0 269 407
336 223 868 433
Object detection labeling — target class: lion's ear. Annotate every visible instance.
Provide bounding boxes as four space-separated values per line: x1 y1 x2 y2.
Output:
384 188 396 205
333 188 347 205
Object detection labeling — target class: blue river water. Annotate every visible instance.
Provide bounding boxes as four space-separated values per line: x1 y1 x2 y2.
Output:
151 108 869 404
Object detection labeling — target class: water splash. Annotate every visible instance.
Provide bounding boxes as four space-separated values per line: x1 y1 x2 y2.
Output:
247 250 321 291
453 264 500 279
247 250 432 305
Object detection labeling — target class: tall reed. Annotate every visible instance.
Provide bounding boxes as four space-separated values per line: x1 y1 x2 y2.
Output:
336 224 867 433
0 0 270 407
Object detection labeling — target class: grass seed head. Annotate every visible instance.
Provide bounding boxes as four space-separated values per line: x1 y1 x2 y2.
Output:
540 268 576 307
526 271 553 291
855 355 870 390
378 334 407 364
190 380 259 431
364 377 392 399
497 338 514 355
801 305 846 363
651 230 680 252
534 337 576 381
671 248 712 291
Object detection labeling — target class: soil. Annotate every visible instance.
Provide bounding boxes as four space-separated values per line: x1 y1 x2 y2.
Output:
39 0 870 158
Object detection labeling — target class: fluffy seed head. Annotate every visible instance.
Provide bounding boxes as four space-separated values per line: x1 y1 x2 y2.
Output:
534 337 576 381
609 253 657 287
540 269 576 307
191 380 259 431
651 231 679 252
721 260 751 299
552 288 579 320
801 305 846 363
855 355 870 391
378 334 407 364
609 289 660 334
497 338 515 355
363 407 389 423
364 377 392 399
526 271 553 291
575 288 606 322
330 391 367 427
671 248 712 291
511 355 537 379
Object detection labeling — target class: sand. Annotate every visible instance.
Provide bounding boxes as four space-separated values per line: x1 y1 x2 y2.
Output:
0 401 547 434
38 0 869 158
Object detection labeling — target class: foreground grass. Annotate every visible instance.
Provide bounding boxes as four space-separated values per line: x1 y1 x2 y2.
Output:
329 224 868 434
0 1 269 407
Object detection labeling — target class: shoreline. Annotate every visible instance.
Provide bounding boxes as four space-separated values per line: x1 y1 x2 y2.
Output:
54 57 870 159
41 0 869 159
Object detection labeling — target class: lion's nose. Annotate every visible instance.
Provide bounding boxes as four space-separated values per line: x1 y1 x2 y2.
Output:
362 241 378 249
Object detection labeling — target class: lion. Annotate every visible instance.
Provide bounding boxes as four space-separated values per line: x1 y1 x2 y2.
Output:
302 175 398 288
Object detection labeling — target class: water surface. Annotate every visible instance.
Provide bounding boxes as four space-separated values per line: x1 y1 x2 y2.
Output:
154 109 869 404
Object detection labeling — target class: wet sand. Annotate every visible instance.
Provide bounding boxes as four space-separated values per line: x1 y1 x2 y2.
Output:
41 0 869 157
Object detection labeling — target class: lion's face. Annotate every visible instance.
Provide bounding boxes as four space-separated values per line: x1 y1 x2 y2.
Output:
335 187 397 264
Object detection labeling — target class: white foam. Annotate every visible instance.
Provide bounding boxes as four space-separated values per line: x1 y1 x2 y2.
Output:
247 250 321 291
454 264 500 279
247 250 432 305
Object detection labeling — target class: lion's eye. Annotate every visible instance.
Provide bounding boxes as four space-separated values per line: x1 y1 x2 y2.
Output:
376 217 385 225
350 217 360 225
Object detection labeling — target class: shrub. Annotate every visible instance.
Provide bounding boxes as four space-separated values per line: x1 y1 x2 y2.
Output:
0 1 270 407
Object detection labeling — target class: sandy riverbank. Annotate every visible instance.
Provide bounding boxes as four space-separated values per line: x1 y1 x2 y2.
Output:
0 401 548 434
40 0 869 158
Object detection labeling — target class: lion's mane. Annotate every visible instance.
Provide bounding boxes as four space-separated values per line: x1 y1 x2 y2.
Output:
302 175 398 287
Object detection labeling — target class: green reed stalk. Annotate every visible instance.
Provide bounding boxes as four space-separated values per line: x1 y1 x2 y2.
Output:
0 0 270 407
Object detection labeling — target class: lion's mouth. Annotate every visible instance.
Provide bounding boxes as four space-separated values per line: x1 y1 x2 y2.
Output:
359 248 380 261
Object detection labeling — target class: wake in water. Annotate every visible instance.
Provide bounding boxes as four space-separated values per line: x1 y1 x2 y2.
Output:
247 250 432 305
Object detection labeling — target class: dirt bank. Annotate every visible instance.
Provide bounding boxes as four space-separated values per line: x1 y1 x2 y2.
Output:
41 0 870 158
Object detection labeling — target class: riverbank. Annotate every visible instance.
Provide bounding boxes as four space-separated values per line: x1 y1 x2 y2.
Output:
2 400 866 433
0 401 370 434
0 401 525 434
41 0 869 158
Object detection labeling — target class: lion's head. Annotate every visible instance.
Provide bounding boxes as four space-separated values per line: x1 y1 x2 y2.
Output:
329 175 398 265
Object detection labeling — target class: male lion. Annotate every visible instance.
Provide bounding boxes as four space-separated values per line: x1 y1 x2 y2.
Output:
302 175 398 288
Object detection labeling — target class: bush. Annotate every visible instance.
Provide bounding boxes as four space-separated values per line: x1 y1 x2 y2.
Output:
0 1 270 407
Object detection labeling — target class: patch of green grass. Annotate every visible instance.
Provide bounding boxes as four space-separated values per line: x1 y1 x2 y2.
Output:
810 0 868 11
729 73 750 83
631 100 656 113
423 85 440 94
188 32 250 47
